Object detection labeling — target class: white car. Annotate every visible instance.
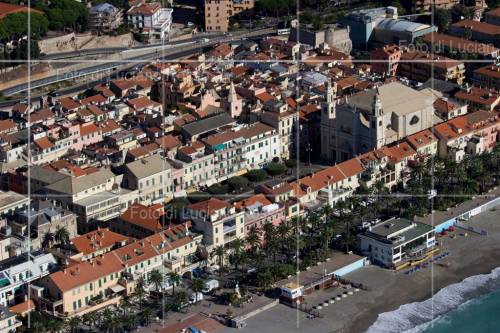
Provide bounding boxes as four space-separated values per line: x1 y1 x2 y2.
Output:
189 292 204 303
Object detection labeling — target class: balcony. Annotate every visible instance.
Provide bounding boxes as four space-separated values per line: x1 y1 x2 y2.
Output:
164 256 182 271
223 222 236 234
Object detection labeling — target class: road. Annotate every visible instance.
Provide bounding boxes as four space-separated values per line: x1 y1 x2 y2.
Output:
39 32 224 60
1 27 275 99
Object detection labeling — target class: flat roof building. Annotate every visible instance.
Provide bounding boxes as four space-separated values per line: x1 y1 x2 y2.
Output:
359 218 436 268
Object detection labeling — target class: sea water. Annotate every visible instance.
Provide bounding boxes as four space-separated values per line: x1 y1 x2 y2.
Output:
422 289 500 333
365 267 500 333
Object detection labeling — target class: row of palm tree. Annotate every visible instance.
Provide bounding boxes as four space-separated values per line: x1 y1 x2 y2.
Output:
209 147 500 291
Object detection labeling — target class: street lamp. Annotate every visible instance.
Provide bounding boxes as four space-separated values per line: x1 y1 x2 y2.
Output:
306 143 312 167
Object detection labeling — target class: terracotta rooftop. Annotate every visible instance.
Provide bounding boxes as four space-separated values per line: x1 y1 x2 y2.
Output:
0 2 42 19
434 98 458 114
451 19 500 36
58 97 81 110
71 228 131 255
155 134 181 149
127 2 161 15
120 204 164 232
9 300 35 315
188 198 232 215
34 136 54 150
235 194 273 211
474 64 500 80
406 129 438 149
0 119 17 133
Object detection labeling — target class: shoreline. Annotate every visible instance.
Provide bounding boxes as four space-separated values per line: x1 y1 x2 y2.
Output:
220 209 500 333
344 209 500 333
349 251 500 333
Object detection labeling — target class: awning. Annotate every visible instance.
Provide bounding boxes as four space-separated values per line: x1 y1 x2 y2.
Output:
109 284 125 294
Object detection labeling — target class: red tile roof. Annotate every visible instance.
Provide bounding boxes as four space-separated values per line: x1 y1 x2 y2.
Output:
71 228 131 255
34 136 54 150
188 198 232 215
0 119 17 133
0 2 42 19
120 204 164 232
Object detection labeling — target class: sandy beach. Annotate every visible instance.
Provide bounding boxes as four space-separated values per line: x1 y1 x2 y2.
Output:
222 208 500 333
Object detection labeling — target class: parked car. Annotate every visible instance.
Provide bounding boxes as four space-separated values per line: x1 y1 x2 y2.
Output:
202 279 219 293
189 292 204 304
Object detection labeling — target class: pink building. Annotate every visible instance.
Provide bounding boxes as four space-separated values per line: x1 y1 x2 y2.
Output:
68 122 103 151
235 194 286 233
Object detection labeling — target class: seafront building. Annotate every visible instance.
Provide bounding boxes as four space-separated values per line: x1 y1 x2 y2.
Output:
358 218 436 268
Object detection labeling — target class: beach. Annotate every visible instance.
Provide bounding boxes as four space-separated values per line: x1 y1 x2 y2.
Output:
222 208 500 333
346 208 500 333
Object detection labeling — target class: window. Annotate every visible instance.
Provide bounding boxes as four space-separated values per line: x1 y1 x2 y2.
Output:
410 115 419 125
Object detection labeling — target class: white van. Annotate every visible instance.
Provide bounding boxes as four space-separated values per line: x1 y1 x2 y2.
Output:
189 292 204 304
202 279 219 293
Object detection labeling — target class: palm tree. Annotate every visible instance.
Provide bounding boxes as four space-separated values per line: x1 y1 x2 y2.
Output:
121 313 138 332
46 317 64 333
276 220 292 256
66 317 80 333
342 219 355 254
191 278 204 303
168 271 181 296
210 245 226 275
229 238 246 271
100 308 119 333
82 311 98 329
245 227 261 254
134 277 147 310
42 232 55 249
262 223 278 264
140 307 154 327
28 312 47 333
172 290 188 312
148 269 163 292
55 227 70 245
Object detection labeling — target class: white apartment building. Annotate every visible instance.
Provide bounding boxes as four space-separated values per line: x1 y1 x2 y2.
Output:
184 198 245 248
0 251 57 307
127 2 173 40
261 100 297 160
202 122 280 182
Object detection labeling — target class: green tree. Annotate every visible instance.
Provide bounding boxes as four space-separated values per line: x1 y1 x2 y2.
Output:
191 278 204 302
265 162 287 176
227 176 249 193
168 271 181 296
211 245 226 275
42 232 55 248
0 12 49 40
246 169 267 182
434 8 452 32
134 277 147 310
148 269 163 292
139 307 154 327
172 290 189 312
66 316 80 333
229 238 246 271
245 226 261 254
45 0 90 32
54 227 70 245
208 183 229 195
451 4 474 22
187 191 210 203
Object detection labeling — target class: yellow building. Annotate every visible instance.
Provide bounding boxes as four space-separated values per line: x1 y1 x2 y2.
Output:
36 223 202 317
